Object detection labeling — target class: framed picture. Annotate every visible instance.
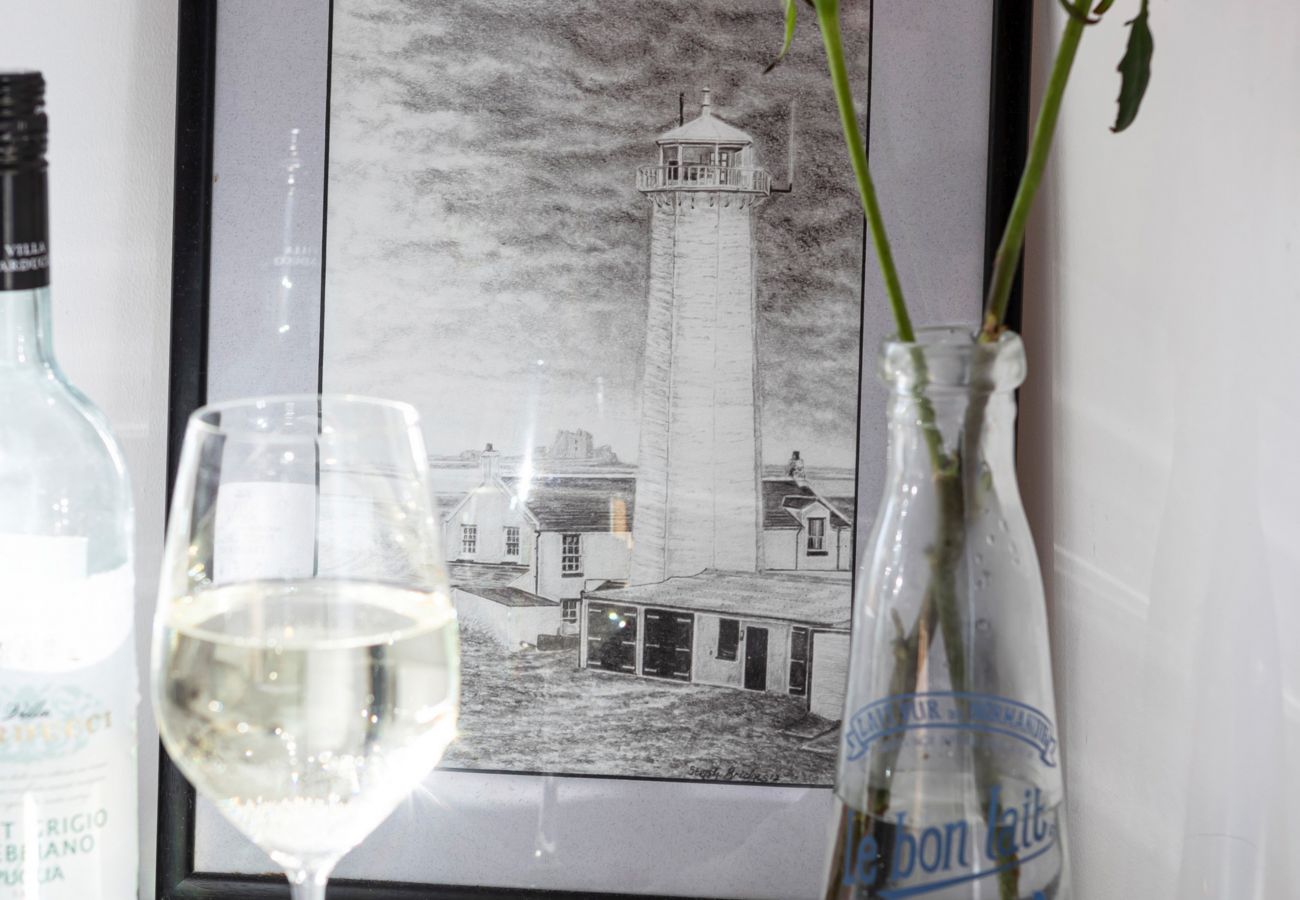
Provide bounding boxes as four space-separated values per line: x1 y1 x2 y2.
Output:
160 0 1030 897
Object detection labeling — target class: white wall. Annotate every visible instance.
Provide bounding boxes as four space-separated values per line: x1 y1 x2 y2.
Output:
809 631 849 721
1021 3 1299 897
0 3 176 897
442 483 533 567
763 528 799 571
452 588 562 651
536 531 632 601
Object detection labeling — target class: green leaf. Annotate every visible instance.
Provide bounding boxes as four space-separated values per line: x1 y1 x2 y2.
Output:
1093 0 1117 15
763 0 799 74
1112 0 1154 132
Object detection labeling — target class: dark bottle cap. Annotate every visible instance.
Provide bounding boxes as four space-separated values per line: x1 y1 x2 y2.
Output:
0 71 48 169
0 71 50 289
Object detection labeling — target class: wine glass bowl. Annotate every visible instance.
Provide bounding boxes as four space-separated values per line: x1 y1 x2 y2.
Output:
152 396 459 896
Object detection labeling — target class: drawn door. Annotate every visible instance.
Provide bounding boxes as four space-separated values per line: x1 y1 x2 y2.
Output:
744 626 768 691
586 603 638 673
643 608 693 682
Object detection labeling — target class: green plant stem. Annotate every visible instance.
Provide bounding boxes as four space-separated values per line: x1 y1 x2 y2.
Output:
981 0 1092 341
816 0 969 841
813 0 955 493
814 0 913 344
970 4 1096 888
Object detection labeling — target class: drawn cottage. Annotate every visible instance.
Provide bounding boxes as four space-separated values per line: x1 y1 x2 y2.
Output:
442 444 634 647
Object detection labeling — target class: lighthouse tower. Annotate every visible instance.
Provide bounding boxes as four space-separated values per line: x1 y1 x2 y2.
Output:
630 88 771 585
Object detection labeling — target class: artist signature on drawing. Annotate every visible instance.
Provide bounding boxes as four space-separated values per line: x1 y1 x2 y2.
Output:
687 764 784 783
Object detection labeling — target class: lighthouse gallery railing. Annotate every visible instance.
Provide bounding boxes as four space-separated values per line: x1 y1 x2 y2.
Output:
637 165 771 195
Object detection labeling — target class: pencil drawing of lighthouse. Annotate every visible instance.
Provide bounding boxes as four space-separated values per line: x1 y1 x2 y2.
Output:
323 0 872 784
630 88 772 585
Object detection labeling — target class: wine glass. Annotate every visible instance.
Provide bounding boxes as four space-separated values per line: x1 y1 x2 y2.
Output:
152 395 459 899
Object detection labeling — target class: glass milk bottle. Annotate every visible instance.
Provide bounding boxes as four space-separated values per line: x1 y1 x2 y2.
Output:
824 328 1068 900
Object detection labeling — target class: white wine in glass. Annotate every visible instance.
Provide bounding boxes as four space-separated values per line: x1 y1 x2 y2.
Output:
153 396 459 899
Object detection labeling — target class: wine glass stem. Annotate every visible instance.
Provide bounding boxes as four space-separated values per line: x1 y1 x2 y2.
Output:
289 869 329 900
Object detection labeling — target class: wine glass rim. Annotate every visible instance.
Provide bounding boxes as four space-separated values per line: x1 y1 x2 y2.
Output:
188 393 421 434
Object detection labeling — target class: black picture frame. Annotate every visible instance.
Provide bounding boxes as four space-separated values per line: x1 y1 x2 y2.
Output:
158 1 1032 896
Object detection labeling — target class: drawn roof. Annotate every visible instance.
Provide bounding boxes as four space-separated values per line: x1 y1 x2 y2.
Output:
435 492 469 515
456 585 558 608
657 102 753 145
826 496 857 522
446 475 847 533
447 561 529 589
585 569 851 629
762 479 853 530
502 475 635 533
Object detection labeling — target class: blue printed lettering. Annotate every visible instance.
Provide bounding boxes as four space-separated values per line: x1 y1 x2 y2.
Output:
853 832 879 887
837 795 1059 893
844 692 1059 766
943 820 970 870
918 827 943 873
1033 789 1049 842
891 812 916 879
843 814 880 887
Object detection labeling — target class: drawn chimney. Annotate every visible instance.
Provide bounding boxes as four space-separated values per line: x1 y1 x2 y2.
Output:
786 450 807 487
480 442 500 482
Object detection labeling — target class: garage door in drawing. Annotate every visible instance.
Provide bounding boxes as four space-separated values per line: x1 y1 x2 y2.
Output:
642 608 693 681
586 603 638 673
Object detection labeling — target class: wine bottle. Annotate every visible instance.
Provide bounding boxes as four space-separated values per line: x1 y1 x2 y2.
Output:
0 71 138 897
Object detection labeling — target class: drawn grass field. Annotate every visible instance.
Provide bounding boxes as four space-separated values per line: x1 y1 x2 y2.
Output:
444 626 837 784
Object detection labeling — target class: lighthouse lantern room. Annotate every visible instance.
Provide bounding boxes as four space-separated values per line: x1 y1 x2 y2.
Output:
636 88 772 195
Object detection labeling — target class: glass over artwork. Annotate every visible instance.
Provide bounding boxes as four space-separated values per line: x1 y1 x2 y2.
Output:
152 396 460 899
320 0 873 787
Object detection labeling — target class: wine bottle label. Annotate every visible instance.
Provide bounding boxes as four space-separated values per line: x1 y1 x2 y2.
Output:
0 562 137 899
0 168 50 291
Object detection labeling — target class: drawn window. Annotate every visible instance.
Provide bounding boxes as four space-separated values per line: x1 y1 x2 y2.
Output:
505 526 520 557
807 517 827 553
562 599 580 625
717 618 740 661
561 533 582 574
461 524 477 556
789 627 810 697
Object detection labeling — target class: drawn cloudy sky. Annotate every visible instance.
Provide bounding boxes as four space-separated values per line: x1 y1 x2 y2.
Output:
323 0 870 469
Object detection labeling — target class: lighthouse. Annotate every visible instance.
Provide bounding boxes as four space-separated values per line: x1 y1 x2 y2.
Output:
630 88 771 585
